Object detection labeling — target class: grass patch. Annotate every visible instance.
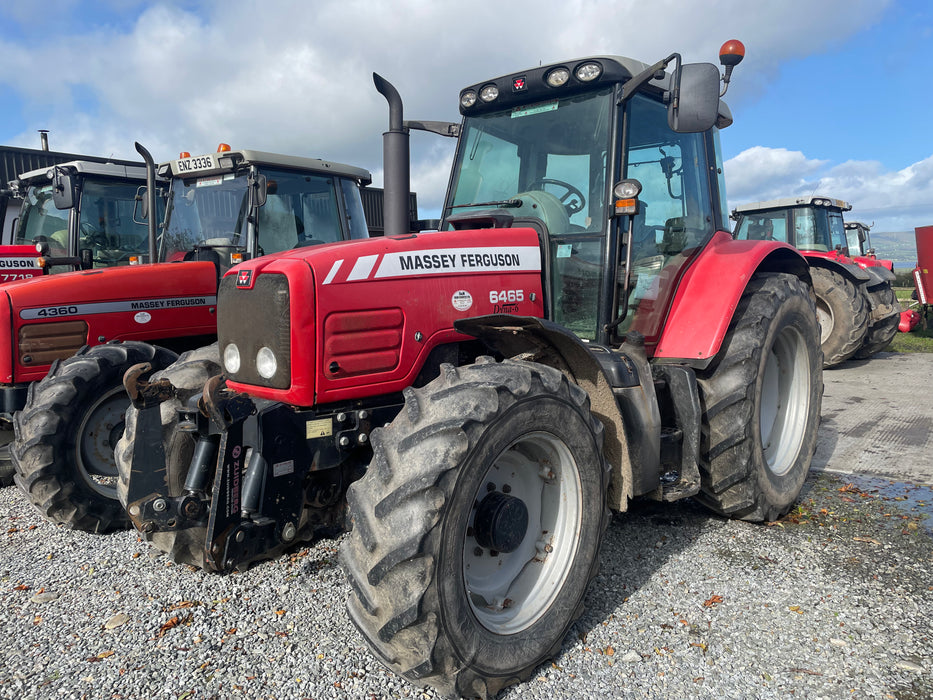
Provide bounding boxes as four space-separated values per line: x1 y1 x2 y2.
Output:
890 326 933 353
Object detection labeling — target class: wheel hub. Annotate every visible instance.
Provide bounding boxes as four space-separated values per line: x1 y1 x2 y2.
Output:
473 491 528 553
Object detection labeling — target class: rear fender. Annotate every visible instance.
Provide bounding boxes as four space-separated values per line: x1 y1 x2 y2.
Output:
654 235 811 364
455 315 634 511
804 254 872 285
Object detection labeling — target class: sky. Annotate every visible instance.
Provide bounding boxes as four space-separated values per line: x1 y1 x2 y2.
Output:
1 0 931 235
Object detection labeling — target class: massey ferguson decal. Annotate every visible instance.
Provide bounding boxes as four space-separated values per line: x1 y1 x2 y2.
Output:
0 258 41 269
20 295 217 320
321 246 541 284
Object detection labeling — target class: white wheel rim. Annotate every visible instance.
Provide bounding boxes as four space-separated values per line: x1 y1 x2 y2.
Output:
463 431 582 634
815 298 833 344
76 386 126 498
759 326 810 476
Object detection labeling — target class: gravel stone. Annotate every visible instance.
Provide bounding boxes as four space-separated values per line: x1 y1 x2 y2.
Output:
1 468 930 699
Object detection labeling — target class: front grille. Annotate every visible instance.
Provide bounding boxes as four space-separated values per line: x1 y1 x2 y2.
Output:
218 273 291 388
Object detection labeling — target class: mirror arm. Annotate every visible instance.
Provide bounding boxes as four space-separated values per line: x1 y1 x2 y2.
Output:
619 53 679 105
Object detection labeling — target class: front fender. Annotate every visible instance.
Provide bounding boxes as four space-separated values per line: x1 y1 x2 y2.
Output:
654 233 811 365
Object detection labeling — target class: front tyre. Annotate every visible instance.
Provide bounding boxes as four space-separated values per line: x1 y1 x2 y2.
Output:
853 283 900 359
11 342 178 532
341 358 610 698
115 343 220 566
695 273 822 522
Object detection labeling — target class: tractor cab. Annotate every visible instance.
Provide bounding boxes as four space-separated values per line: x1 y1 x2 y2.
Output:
155 146 372 279
844 221 894 272
732 196 852 256
437 54 735 350
9 160 157 275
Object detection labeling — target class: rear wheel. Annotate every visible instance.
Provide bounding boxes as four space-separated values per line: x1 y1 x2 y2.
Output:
853 283 900 359
810 266 868 367
11 342 178 532
695 273 822 522
115 343 220 565
0 427 13 487
341 358 609 698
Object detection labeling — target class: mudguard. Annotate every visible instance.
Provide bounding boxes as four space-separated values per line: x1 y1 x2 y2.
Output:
802 251 872 284
653 231 811 364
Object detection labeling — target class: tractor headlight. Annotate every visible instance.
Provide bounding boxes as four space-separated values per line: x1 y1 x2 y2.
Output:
575 62 602 82
479 84 499 102
546 67 570 87
460 90 477 108
256 346 277 379
223 343 241 374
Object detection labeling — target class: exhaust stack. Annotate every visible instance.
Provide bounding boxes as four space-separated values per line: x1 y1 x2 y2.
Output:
373 73 410 238
38 130 49 151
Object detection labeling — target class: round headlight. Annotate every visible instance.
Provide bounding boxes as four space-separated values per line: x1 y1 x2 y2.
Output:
256 346 277 379
479 84 499 102
223 343 241 374
613 179 642 199
575 62 602 82
460 90 477 108
546 67 570 87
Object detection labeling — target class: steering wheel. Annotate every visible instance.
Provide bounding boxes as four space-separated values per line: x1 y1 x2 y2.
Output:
80 222 110 248
528 178 586 215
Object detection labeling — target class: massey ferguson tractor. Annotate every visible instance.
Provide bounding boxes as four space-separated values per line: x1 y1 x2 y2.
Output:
117 41 823 697
6 145 373 532
0 159 153 485
844 220 894 271
732 196 900 364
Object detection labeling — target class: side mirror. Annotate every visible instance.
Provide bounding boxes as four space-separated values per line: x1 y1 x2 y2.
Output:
251 173 267 208
135 185 149 221
50 171 75 210
667 62 721 133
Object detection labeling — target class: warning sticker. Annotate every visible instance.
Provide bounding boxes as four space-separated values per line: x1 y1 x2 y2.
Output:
306 418 333 439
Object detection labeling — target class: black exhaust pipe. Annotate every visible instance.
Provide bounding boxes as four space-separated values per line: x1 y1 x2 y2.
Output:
373 73 410 237
134 142 159 264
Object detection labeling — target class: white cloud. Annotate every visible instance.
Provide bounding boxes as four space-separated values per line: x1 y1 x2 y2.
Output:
726 147 933 232
0 0 895 217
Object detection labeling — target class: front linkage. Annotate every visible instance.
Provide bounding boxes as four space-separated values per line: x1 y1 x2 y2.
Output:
121 362 400 571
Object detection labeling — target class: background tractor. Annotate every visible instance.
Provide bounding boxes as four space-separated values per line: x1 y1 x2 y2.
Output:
732 197 900 364
117 41 824 698
0 159 154 484
5 145 373 533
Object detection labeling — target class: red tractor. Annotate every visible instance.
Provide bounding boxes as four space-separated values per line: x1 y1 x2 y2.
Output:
0 158 155 485
118 41 823 697
732 197 900 364
5 145 373 530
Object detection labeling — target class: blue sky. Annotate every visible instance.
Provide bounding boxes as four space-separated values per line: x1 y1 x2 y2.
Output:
1 0 930 234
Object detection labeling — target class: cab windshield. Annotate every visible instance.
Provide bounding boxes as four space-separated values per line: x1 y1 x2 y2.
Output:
162 167 347 262
445 87 613 235
16 178 158 270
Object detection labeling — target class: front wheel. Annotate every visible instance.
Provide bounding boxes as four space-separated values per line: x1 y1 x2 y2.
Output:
341 358 610 698
853 283 900 359
695 273 822 522
115 343 221 566
12 342 178 532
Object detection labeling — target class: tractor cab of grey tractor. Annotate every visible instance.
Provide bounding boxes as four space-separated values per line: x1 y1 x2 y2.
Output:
141 144 374 281
9 160 158 274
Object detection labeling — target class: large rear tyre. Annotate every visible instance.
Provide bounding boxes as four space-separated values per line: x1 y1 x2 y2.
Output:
810 266 868 367
11 342 178 532
341 358 610 698
115 343 220 566
853 283 900 359
695 273 822 522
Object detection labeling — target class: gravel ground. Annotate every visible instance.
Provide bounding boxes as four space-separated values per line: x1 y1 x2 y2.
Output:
0 469 930 700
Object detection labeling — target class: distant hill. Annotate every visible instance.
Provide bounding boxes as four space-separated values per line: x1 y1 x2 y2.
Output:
867 231 917 267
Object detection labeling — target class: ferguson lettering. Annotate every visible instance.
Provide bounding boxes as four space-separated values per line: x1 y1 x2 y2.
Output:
363 246 542 282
